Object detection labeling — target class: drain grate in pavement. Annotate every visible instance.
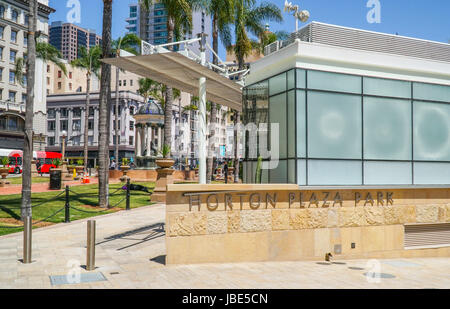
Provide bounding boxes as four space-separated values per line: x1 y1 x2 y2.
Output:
49 272 107 286
382 260 421 268
363 272 396 279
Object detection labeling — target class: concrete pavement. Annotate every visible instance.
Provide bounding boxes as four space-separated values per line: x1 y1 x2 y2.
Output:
0 204 449 289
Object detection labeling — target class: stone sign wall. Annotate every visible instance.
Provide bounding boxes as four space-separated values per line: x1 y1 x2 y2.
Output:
165 184 450 264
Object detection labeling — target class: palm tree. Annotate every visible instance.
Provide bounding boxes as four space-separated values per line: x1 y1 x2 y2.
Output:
15 42 68 86
70 45 102 174
111 34 141 167
137 78 159 104
230 0 282 183
20 0 37 221
98 0 113 208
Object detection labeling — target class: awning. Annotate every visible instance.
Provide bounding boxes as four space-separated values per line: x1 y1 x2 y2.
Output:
102 52 242 112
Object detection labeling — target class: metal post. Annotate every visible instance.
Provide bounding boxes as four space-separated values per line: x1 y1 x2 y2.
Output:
86 220 96 271
197 32 208 185
126 178 131 211
65 185 70 223
23 216 32 264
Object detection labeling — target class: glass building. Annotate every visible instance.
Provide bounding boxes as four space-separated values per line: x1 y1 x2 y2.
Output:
242 22 450 186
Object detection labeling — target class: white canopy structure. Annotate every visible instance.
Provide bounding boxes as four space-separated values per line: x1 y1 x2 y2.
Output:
101 34 244 184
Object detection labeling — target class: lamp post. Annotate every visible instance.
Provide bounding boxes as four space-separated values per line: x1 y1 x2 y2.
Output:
284 0 310 32
61 130 67 163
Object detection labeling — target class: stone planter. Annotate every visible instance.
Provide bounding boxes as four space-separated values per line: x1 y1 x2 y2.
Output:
0 167 9 186
155 158 175 169
120 165 130 182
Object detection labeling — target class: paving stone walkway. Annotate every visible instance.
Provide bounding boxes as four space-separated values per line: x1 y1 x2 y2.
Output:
0 204 449 289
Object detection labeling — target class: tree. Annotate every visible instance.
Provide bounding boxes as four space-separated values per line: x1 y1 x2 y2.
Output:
230 0 282 183
98 0 113 208
111 34 141 167
15 42 67 86
20 0 37 221
70 45 102 174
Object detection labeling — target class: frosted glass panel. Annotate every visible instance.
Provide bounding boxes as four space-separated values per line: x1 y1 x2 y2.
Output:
413 102 450 161
308 92 362 159
287 90 296 158
414 83 450 102
296 91 306 157
308 71 361 94
270 160 287 183
364 77 411 98
288 160 296 184
297 159 306 185
364 161 412 185
269 73 286 96
270 94 287 159
308 160 362 185
261 167 268 184
414 162 450 184
287 69 295 90
296 69 306 88
364 97 412 160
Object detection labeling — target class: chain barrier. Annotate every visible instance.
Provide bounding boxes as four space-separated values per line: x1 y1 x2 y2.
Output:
1 181 137 230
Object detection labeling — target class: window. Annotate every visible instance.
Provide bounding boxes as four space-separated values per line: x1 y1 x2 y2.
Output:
60 120 68 131
72 120 81 131
24 15 29 26
21 93 26 103
8 91 16 102
58 71 62 78
119 80 122 87
123 80 127 86
11 30 17 43
72 136 80 146
0 46 3 59
308 70 362 94
57 82 61 89
89 107 94 117
47 65 50 73
0 26 4 39
48 121 55 131
10 50 17 63
61 108 68 117
0 67 2 81
9 71 15 84
69 83 72 90
11 10 18 23
129 136 134 146
0 6 4 18
130 80 133 86
88 136 94 146
47 77 50 85
48 109 56 119
47 136 55 146
73 107 81 118
69 72 72 79
129 121 134 130
23 36 27 46
88 119 94 130
113 120 121 130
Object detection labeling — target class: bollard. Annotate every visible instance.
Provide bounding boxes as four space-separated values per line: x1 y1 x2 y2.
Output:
86 220 96 271
126 179 131 211
65 185 70 223
23 216 32 264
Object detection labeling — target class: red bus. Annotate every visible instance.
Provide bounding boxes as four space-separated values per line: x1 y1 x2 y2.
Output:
0 149 62 174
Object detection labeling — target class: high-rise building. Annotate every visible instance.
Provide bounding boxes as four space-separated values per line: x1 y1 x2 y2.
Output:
126 2 211 58
0 0 54 151
49 21 102 62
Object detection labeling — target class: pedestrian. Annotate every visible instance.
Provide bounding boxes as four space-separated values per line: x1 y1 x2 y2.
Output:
223 161 229 184
36 160 42 176
110 160 116 170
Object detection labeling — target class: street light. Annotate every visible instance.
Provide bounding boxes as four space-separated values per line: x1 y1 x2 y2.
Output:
284 0 310 32
61 130 67 163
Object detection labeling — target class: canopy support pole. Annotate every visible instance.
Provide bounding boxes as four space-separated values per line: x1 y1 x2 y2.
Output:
198 76 207 185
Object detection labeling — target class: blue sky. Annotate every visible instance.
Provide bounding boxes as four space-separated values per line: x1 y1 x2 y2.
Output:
49 0 450 59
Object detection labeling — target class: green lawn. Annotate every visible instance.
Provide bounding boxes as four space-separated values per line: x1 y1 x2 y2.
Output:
7 176 51 185
0 181 155 236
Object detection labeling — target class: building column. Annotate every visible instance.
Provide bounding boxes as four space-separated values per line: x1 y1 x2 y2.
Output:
146 125 152 156
136 126 141 156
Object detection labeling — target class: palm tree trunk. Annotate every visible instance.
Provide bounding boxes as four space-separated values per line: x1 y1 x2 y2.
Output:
99 0 113 208
83 73 90 174
115 66 120 168
21 0 37 220
164 17 175 154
